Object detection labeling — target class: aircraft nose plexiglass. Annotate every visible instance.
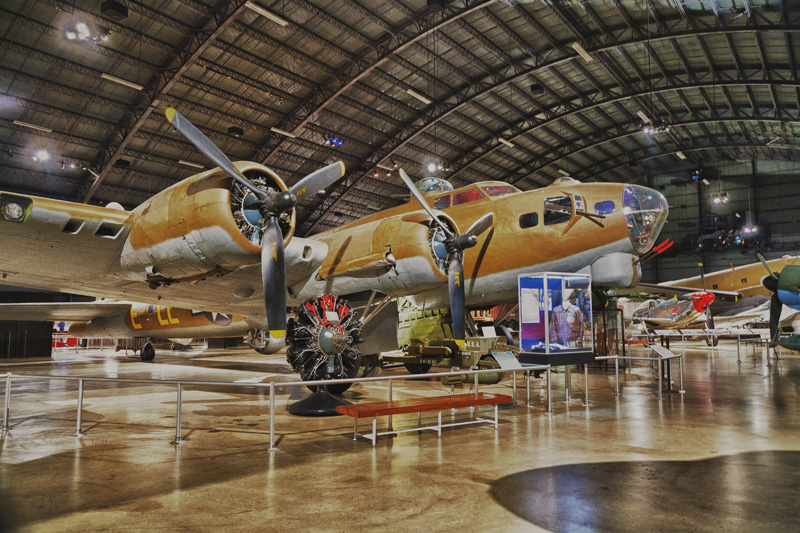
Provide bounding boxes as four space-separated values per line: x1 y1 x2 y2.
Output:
622 185 668 254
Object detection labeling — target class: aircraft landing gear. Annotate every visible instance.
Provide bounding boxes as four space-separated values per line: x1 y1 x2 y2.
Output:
141 341 155 361
286 295 362 395
706 335 719 347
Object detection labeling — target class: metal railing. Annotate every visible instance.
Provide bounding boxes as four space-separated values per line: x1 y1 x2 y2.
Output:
1 365 550 450
596 348 684 400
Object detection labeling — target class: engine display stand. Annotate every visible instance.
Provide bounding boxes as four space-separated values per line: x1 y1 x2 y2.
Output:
288 387 352 417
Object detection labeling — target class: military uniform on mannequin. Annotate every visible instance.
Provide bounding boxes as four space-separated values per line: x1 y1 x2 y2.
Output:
549 289 584 347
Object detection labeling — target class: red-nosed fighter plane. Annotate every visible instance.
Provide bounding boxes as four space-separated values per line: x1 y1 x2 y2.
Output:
0 108 669 391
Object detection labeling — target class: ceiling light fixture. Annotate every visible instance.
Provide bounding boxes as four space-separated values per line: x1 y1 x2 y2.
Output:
558 168 570 176
100 73 143 91
244 1 289 26
571 42 593 63
376 163 393 171
32 149 50 162
676 151 687 160
407 89 432 105
13 120 52 133
271 127 296 138
498 137 515 148
178 159 204 169
636 110 651 123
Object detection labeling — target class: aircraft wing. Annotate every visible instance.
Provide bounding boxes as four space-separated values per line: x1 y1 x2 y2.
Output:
636 283 742 304
0 301 131 321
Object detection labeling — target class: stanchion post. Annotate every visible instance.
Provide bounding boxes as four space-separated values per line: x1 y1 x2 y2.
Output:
171 384 185 445
614 356 621 397
3 374 10 432
525 370 531 408
387 379 393 432
546 366 552 414
736 337 741 364
473 371 479 394
74 379 84 437
678 355 685 394
512 370 517 405
564 365 571 403
657 356 663 401
268 382 277 451
583 365 590 407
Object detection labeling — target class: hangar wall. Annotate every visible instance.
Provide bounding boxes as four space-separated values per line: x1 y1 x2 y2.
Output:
641 159 800 283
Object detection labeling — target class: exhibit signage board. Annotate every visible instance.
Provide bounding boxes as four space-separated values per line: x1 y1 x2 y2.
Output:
491 350 523 370
518 272 594 365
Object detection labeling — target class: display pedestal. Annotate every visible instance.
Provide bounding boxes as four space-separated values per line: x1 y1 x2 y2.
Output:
518 350 595 366
288 388 352 417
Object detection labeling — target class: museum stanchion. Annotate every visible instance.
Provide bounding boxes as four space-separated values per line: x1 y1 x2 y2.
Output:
287 385 352 417
171 384 185 445
3 373 10 432
583 365 590 407
546 366 552 414
74 379 84 438
614 355 621 397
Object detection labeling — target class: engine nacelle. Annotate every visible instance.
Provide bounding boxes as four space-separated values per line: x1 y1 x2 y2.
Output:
113 162 295 286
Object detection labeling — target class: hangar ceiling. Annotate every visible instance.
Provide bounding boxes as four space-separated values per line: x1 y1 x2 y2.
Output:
0 0 798 235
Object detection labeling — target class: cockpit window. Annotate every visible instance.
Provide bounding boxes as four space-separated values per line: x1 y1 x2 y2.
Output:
594 200 615 215
544 196 573 225
451 188 485 207
433 195 450 210
480 184 519 197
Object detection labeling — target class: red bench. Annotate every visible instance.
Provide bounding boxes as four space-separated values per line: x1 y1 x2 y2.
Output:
336 392 512 446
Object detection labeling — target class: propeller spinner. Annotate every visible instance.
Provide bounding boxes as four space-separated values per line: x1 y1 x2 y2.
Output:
398 168 494 345
166 108 344 341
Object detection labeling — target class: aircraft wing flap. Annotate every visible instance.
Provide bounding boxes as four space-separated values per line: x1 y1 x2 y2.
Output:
0 302 131 322
637 283 742 303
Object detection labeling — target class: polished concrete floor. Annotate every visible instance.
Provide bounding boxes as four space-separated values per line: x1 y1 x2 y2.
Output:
1 341 799 532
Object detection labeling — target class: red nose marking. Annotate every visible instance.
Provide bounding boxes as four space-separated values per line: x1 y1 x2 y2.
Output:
692 292 716 313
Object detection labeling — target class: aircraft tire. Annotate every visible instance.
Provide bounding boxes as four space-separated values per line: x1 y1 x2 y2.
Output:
141 342 156 361
404 362 432 374
706 336 719 347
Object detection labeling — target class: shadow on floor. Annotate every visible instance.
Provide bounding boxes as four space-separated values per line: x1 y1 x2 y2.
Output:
490 450 800 532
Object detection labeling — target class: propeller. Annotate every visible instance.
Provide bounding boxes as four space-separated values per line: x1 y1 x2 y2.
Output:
698 262 715 329
757 253 800 343
166 108 344 341
398 168 494 345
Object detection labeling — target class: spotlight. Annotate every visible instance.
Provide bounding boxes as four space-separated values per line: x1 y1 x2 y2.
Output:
33 149 50 162
63 19 110 43
227 126 244 138
278 97 283 106
374 171 379 177
427 162 437 173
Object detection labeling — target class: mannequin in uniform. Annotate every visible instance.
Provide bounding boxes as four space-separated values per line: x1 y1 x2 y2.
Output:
549 289 584 347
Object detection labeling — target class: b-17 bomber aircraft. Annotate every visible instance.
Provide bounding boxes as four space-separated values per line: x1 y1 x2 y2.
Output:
0 108 669 391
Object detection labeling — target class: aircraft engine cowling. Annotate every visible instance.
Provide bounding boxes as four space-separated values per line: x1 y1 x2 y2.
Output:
115 162 295 286
384 211 456 292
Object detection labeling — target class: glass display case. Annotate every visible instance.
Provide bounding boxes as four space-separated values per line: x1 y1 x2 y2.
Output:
518 272 594 365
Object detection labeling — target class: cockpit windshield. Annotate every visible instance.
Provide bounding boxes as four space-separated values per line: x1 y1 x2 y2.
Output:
480 183 519 197
623 185 668 253
417 177 454 194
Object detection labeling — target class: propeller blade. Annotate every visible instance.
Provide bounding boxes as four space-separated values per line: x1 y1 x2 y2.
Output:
448 253 466 345
289 161 344 200
758 253 779 281
465 212 495 237
398 168 453 238
261 217 286 340
166 108 265 199
769 292 782 344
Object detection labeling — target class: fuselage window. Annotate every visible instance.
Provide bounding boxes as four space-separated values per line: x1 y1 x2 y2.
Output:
451 188 484 207
433 195 451 210
594 200 615 215
544 196 573 225
519 212 539 229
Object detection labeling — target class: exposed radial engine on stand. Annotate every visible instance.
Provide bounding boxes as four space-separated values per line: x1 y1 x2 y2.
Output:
286 295 362 394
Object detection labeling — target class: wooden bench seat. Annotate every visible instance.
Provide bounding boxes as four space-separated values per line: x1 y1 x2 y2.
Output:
337 392 512 446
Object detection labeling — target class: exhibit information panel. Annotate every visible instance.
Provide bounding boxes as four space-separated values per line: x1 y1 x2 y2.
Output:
518 272 594 365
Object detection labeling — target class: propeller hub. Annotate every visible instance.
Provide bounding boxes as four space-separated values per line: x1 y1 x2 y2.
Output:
764 276 779 293
262 190 296 216
318 326 348 356
450 234 478 252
